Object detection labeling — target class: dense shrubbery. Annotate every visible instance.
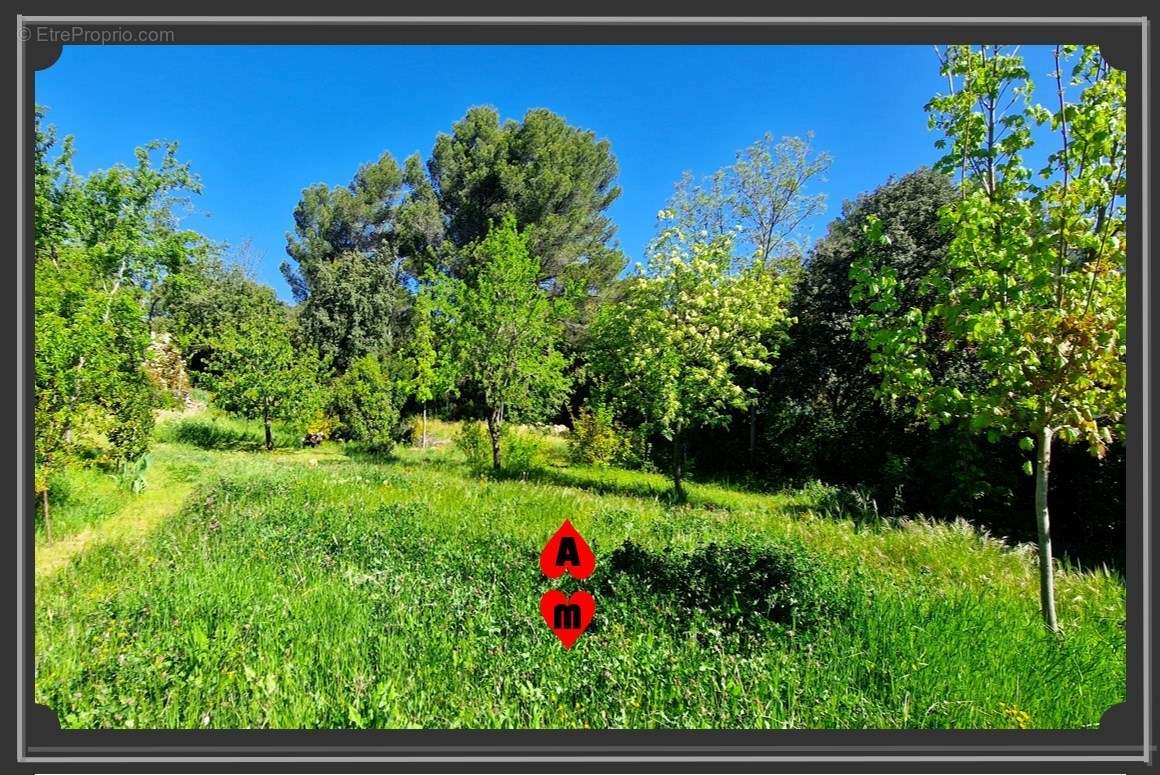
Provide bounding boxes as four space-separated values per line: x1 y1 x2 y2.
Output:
327 355 401 453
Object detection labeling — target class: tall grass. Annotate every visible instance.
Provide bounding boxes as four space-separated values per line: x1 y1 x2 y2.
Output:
35 422 1125 729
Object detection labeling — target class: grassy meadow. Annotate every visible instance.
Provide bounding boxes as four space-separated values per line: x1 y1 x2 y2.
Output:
34 409 1125 730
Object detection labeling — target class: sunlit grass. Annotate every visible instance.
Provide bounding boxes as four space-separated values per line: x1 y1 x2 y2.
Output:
34 416 1125 730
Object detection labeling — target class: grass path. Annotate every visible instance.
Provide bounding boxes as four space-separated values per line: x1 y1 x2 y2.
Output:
35 455 197 581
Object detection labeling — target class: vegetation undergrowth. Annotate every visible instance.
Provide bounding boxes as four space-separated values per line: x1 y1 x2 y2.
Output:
35 414 1125 730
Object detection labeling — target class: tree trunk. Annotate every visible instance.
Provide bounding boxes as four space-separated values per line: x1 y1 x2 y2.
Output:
422 407 428 449
1035 425 1059 632
672 432 687 503
486 406 503 471
41 488 51 542
264 412 273 451
748 403 758 469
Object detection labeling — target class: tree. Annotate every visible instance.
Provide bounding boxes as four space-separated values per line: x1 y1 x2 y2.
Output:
282 153 411 372
399 106 626 324
426 215 572 470
34 108 204 537
402 289 441 448
204 310 322 450
662 132 831 462
850 45 1126 631
664 132 831 265
762 168 978 506
328 354 400 453
155 248 281 376
588 221 793 501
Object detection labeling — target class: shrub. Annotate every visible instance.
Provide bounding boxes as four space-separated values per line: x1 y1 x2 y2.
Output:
567 403 623 466
328 355 400 453
502 428 552 474
454 421 491 472
598 538 849 640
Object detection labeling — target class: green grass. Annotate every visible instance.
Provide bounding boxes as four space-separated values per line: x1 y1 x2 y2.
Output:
35 415 1125 729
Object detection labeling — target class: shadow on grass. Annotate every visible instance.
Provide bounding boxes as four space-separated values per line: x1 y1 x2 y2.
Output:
163 418 298 452
489 465 706 506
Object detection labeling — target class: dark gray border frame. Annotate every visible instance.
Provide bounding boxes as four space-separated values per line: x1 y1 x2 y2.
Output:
12 13 1153 771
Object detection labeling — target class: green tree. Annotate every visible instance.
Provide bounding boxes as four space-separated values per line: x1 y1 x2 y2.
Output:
155 247 281 376
205 311 322 451
662 132 830 461
400 106 626 324
328 354 400 453
851 45 1126 631
588 222 793 501
665 132 831 265
282 153 411 372
426 214 572 470
34 109 204 536
402 289 443 448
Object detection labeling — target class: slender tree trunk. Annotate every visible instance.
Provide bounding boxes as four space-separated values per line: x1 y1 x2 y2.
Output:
748 403 758 469
1035 425 1059 632
672 432 687 503
486 406 503 471
264 411 273 451
422 407 428 449
41 488 51 542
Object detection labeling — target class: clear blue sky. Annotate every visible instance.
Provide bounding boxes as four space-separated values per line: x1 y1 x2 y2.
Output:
36 44 1060 300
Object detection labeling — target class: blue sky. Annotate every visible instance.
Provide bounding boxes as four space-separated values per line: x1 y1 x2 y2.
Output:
36 44 1060 300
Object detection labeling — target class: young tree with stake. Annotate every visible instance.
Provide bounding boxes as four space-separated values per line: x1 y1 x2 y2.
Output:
851 45 1126 631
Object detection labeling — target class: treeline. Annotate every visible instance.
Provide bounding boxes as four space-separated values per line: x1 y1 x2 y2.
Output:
34 45 1126 619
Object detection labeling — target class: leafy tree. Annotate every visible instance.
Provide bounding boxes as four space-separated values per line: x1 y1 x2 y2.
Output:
204 310 323 450
426 214 572 470
665 132 831 265
662 132 831 460
34 109 204 536
400 106 626 320
762 168 974 505
851 45 1126 631
282 153 411 372
328 354 400 453
155 249 280 376
588 222 793 501
401 289 444 448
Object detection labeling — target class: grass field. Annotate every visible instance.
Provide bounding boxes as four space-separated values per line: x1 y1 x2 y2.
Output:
34 409 1125 729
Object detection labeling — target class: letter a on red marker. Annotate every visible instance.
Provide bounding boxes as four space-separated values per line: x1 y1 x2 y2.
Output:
539 519 595 579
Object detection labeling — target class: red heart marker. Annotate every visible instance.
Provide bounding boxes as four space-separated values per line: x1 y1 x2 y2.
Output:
539 589 595 649
539 519 595 579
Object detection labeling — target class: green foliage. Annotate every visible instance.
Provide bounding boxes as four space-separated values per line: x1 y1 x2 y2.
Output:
853 45 1125 455
598 539 849 640
282 154 411 372
588 223 793 495
327 355 400 453
426 214 573 468
453 420 491 472
33 108 203 516
204 312 323 449
156 249 281 377
402 106 625 296
567 403 626 466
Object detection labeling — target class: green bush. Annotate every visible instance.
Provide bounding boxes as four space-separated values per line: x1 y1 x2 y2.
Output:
454 421 491 472
598 538 849 641
328 355 400 453
502 428 551 474
567 403 624 466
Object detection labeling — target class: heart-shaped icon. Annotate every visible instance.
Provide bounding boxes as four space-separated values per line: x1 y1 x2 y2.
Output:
539 589 595 649
539 519 595 579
